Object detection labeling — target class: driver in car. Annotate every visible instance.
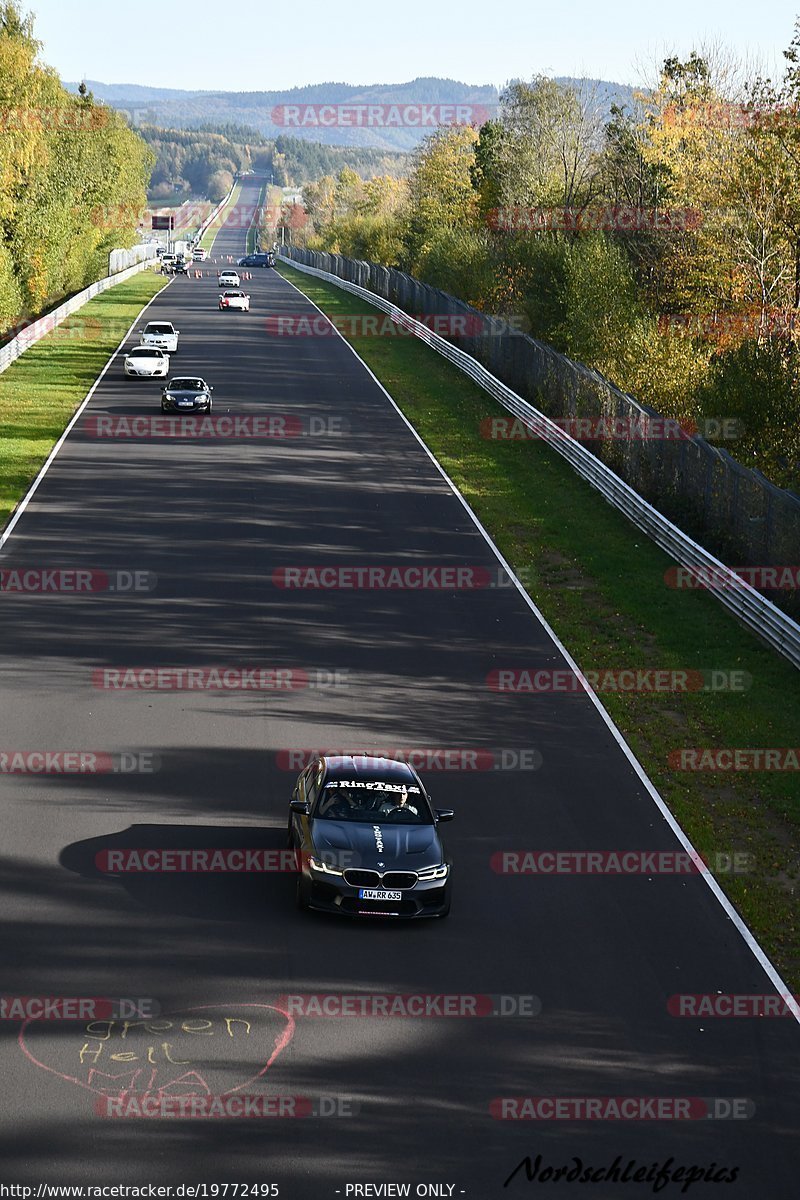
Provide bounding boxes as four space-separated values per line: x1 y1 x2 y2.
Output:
378 786 419 818
324 788 363 819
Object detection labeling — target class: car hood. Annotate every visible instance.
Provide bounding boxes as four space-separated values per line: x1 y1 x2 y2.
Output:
164 389 208 399
310 818 443 870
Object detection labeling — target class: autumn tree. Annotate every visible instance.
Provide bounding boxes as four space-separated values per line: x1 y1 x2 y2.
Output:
404 125 479 267
0 2 153 328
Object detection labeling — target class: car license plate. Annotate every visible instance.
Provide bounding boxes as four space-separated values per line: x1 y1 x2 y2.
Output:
177 399 194 407
359 888 402 901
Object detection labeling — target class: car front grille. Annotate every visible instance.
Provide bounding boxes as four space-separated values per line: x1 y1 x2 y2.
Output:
343 869 418 890
381 872 418 889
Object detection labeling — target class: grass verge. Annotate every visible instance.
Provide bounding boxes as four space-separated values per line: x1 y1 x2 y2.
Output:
0 268 167 529
246 181 268 255
278 260 800 990
198 181 243 253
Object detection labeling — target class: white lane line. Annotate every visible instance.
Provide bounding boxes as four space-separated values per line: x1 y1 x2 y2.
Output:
0 279 172 555
276 264 800 1027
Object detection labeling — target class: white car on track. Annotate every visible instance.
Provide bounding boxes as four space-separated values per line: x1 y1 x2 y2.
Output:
124 346 170 377
138 321 180 353
218 290 250 312
218 271 240 287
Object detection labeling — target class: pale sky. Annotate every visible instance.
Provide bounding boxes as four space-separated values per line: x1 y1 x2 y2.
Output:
27 0 794 92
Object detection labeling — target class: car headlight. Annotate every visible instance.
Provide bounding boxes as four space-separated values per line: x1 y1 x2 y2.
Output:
308 856 345 876
417 863 449 881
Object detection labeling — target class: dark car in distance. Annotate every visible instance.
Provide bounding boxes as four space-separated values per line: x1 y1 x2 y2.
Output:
287 755 453 918
237 252 274 267
160 377 213 413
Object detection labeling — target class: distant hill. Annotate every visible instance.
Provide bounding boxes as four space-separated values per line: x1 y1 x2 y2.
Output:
64 77 637 151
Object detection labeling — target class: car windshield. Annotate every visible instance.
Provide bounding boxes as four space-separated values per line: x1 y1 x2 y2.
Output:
314 780 429 823
224 292 242 297
145 324 174 335
130 348 163 357
168 379 204 391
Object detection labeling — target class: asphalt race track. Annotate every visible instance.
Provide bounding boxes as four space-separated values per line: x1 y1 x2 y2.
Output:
0 175 798 1197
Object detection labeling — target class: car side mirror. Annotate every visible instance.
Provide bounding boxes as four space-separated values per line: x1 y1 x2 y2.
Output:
290 799 309 814
435 808 455 823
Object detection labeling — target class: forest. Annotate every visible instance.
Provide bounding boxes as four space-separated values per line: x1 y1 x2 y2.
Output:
298 41 800 492
0 3 153 334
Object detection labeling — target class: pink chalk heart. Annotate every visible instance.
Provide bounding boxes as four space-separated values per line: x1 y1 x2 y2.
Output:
19 1003 295 1100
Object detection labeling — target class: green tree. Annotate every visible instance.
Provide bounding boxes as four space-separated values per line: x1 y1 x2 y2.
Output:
404 125 479 267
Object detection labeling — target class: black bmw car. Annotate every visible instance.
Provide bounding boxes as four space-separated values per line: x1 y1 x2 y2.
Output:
287 756 453 918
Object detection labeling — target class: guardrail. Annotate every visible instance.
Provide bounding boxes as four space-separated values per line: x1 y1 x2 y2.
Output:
247 180 268 255
278 249 800 670
196 181 237 246
0 181 242 377
0 258 162 379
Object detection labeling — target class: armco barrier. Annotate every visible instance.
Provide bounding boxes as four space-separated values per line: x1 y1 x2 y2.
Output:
280 249 800 583
0 258 160 378
0 180 246 376
196 181 236 244
278 248 800 670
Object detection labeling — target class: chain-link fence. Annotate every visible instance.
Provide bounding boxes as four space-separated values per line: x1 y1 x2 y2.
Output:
283 247 800 608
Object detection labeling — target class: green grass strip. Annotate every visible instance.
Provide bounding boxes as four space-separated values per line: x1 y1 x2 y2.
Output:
0 268 168 528
246 180 268 255
198 180 244 252
278 260 800 989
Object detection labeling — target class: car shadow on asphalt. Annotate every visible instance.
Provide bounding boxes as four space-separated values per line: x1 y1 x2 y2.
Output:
60 823 292 922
